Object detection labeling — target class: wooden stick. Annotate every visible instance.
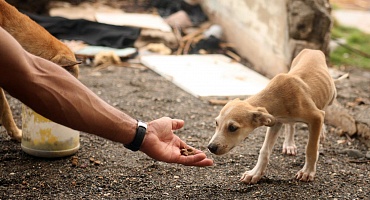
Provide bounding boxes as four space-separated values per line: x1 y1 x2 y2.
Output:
225 50 241 62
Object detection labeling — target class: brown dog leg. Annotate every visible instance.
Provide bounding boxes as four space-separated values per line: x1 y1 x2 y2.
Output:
295 110 325 181
0 88 22 142
240 122 283 184
282 123 297 155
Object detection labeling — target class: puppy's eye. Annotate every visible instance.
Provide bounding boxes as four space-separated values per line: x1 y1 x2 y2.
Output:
215 121 218 127
228 125 238 132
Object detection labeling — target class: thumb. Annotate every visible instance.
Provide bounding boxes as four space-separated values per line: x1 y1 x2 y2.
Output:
171 119 184 130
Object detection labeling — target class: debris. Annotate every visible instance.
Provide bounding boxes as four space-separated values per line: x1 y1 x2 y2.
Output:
346 97 367 108
225 50 241 62
95 12 172 32
336 139 347 144
203 24 223 39
176 22 211 55
325 100 357 136
71 156 78 167
338 149 365 159
75 46 137 59
189 35 221 54
135 29 179 49
165 10 193 29
80 163 88 168
83 157 101 166
93 51 121 67
94 160 102 165
347 159 369 163
153 0 207 26
27 12 141 49
142 43 172 55
49 1 124 21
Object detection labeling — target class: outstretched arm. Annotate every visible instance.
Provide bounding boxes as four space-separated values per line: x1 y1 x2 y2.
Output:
0 27 137 144
0 27 213 166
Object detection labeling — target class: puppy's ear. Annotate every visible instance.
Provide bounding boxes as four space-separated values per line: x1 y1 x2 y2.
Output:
252 111 275 127
51 56 81 78
52 56 81 67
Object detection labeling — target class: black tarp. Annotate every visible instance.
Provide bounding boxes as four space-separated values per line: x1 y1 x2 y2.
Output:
25 12 141 49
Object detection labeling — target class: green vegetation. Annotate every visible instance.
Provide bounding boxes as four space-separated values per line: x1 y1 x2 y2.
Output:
330 21 370 69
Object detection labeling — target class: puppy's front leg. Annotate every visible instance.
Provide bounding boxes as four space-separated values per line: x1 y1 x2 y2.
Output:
240 122 283 184
282 123 297 155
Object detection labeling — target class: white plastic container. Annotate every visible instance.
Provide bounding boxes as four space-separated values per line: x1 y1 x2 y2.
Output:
21 105 80 158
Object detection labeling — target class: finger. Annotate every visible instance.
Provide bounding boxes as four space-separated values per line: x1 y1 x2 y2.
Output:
177 152 214 167
171 119 184 130
186 158 214 167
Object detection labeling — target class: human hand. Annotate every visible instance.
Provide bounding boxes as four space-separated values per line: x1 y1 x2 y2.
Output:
140 117 213 167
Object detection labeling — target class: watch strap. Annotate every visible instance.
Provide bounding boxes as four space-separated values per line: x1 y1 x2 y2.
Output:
124 120 147 151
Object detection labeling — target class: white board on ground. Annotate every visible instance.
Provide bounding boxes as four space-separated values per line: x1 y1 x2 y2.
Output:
75 46 137 57
140 54 270 97
95 12 172 32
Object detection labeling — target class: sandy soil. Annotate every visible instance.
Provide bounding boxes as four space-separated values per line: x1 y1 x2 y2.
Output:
1 62 369 199
1 0 370 199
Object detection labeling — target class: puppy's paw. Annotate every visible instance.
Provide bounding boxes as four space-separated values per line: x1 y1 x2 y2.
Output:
10 128 22 142
282 143 297 155
240 169 264 184
295 168 315 182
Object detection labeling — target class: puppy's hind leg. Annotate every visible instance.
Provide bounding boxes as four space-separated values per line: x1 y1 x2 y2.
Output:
240 122 283 184
0 88 22 142
320 123 326 143
282 123 297 155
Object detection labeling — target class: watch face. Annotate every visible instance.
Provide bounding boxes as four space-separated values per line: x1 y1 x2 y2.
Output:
138 121 147 129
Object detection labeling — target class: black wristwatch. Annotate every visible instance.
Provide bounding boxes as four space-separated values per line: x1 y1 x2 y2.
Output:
124 120 147 151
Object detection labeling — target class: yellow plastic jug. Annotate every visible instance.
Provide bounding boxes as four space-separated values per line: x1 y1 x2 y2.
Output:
21 105 80 158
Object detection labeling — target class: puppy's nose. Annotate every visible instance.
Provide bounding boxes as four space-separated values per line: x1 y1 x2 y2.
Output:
208 143 218 153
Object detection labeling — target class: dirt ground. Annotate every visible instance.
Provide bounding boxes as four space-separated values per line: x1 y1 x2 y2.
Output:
1 1 370 199
1 60 369 199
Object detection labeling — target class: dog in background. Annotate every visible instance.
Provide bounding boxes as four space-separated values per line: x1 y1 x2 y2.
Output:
0 0 80 141
208 49 337 184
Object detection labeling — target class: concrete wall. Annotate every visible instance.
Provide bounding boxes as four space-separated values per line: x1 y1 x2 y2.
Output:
201 0 331 78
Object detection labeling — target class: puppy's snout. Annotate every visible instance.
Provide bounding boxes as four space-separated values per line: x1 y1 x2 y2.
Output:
208 143 218 154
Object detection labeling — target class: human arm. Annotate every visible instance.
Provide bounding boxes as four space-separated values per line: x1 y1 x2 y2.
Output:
0 27 213 166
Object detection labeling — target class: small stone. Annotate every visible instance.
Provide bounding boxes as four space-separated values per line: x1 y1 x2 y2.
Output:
366 151 370 159
71 156 78 167
80 163 88 168
339 149 365 158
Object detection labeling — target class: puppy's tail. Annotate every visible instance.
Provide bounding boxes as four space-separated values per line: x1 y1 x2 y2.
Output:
334 73 349 83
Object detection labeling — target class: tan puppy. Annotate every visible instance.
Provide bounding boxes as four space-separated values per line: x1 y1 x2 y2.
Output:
0 0 80 141
208 49 336 184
